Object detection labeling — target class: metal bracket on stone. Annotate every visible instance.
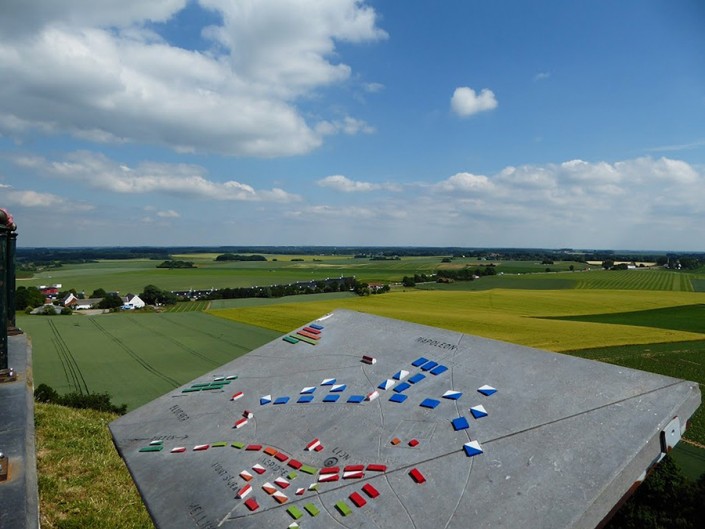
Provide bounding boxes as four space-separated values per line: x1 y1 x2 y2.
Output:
0 367 17 383
0 452 9 482
660 416 682 453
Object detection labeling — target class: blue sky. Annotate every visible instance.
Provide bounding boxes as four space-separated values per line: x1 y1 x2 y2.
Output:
1 0 704 250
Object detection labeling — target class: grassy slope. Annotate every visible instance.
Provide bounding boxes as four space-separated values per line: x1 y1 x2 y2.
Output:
35 403 153 529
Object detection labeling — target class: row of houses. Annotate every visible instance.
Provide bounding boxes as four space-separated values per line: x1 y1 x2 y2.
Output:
60 292 146 310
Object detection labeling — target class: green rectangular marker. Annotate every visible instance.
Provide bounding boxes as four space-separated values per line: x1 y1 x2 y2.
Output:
181 387 201 393
300 465 317 475
335 501 352 516
287 506 304 520
139 446 163 452
211 442 227 448
283 335 299 344
287 471 298 480
304 503 320 517
293 334 318 346
231 442 245 449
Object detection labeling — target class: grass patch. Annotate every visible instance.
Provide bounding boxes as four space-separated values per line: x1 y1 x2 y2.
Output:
670 443 705 481
415 275 575 291
164 300 211 312
35 402 153 529
692 279 705 292
545 304 705 334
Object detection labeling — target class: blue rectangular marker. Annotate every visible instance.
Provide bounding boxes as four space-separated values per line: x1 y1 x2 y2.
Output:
430 365 448 375
420 398 440 409
452 416 470 431
421 361 439 371
411 357 429 367
408 373 426 384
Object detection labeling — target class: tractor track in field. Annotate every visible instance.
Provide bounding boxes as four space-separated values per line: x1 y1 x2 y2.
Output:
88 318 180 389
156 313 254 355
47 319 89 395
125 315 221 367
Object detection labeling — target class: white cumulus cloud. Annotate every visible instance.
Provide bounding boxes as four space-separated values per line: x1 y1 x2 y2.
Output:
8 151 301 202
450 87 498 117
0 0 386 157
317 174 400 192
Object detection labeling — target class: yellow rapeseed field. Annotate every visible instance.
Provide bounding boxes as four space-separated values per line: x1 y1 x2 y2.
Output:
209 289 705 352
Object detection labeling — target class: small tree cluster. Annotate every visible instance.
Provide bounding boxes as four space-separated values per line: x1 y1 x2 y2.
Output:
140 284 177 305
34 383 127 415
15 286 46 310
606 455 705 529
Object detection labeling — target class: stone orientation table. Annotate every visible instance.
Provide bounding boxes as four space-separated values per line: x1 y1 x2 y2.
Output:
110 310 701 529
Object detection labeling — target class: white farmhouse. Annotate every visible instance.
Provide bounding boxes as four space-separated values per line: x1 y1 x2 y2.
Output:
122 293 146 310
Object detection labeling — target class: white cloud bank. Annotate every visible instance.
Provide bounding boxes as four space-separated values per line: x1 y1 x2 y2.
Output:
6 153 705 250
11 151 300 202
1 186 93 212
292 156 705 250
450 87 498 117
0 0 386 157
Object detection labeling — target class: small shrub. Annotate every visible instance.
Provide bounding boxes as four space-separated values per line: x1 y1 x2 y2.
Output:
34 383 59 403
34 384 127 415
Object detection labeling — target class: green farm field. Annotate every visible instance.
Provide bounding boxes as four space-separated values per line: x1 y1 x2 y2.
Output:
19 254 597 295
19 312 281 410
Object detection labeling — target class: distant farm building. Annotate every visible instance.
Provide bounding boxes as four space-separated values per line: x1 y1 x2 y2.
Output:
122 293 145 310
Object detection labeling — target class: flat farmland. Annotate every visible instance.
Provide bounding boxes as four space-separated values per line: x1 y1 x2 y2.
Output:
20 255 450 294
573 269 697 291
208 289 705 352
20 254 704 297
19 312 281 410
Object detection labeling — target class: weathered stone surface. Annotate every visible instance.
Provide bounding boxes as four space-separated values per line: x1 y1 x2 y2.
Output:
111 310 701 529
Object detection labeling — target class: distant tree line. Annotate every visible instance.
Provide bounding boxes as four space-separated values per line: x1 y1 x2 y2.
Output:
203 277 358 300
156 260 195 268
215 253 267 261
401 266 497 287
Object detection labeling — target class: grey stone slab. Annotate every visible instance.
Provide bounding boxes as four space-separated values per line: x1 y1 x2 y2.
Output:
110 310 701 529
0 335 39 529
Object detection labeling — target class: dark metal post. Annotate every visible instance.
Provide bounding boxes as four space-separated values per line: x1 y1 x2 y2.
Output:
0 208 16 373
7 231 18 333
0 224 7 371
